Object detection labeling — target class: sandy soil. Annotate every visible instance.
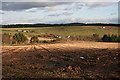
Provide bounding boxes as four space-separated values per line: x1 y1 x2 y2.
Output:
1 41 119 49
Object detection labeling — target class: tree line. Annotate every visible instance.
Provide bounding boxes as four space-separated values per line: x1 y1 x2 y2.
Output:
1 23 119 28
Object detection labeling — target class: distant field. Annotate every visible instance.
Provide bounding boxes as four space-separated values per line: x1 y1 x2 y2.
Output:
0 26 119 37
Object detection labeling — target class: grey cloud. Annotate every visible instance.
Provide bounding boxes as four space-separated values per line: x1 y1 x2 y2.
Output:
85 2 115 8
1 2 68 11
64 3 83 11
48 12 73 17
1 2 114 11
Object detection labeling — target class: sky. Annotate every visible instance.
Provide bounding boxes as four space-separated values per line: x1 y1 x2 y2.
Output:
0 0 119 24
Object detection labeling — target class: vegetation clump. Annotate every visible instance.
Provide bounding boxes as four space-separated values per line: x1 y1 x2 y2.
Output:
30 36 39 43
2 33 12 44
12 32 28 44
92 34 100 41
2 32 120 45
102 34 120 42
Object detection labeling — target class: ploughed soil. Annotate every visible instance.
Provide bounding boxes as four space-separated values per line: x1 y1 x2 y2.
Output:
1 42 120 80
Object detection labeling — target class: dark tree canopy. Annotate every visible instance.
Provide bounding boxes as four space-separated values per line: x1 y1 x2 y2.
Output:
102 34 120 42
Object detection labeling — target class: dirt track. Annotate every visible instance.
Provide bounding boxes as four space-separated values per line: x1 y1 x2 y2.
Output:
1 41 119 49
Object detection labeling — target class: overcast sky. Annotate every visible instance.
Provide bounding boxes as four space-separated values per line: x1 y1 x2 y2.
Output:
0 0 119 24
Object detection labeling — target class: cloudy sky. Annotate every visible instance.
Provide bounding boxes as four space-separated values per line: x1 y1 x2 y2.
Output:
0 0 119 24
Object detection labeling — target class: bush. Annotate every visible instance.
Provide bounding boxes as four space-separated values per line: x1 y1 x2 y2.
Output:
93 34 99 38
70 35 96 41
13 33 28 44
117 36 120 42
102 34 120 42
30 36 39 43
92 34 100 41
102 34 111 42
51 39 56 43
2 33 13 44
42 40 48 43
111 34 118 42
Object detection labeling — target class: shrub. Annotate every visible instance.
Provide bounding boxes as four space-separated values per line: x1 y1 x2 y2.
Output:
51 39 56 43
111 34 118 42
30 36 39 43
102 34 111 42
117 36 120 42
93 34 99 38
102 34 120 42
2 33 13 44
13 33 28 44
92 34 100 41
42 40 48 43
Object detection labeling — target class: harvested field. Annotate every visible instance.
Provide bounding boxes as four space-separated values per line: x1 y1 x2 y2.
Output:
1 42 120 79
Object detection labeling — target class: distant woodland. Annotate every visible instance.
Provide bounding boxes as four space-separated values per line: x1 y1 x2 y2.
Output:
1 23 120 28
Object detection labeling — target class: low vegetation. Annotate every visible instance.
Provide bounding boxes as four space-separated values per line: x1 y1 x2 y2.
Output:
102 34 120 42
1 26 119 45
12 33 28 44
2 33 12 44
30 36 39 43
2 33 120 45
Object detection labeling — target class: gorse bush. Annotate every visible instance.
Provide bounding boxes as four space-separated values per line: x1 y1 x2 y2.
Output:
102 34 120 42
117 36 120 42
30 36 39 43
13 33 28 44
102 34 111 42
111 34 118 42
42 40 48 43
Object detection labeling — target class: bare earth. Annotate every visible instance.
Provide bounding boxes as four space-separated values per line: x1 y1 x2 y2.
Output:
1 41 119 49
1 41 120 79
